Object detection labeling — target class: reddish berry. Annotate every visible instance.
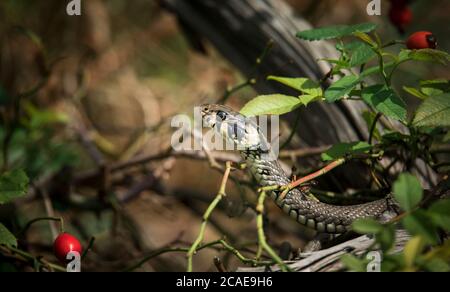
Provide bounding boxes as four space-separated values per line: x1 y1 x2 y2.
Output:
389 5 413 31
389 0 410 7
407 31 437 49
53 233 82 263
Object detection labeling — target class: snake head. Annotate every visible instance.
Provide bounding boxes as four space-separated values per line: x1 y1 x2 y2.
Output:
200 104 266 150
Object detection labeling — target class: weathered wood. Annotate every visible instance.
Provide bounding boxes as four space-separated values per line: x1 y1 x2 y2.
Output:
237 230 411 272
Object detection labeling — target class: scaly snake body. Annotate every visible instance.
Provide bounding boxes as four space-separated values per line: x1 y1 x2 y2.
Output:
201 104 396 234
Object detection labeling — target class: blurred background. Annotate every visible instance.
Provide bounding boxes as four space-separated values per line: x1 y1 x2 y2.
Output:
0 0 449 271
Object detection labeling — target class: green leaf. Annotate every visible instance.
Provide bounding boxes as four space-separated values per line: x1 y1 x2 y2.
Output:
403 86 430 100
0 223 17 247
321 141 372 161
420 79 450 97
340 254 367 272
422 258 450 272
352 218 384 235
428 199 450 231
324 75 360 102
408 49 450 65
353 31 378 48
296 23 377 41
403 236 425 268
0 170 29 204
393 173 423 212
412 94 450 128
336 41 376 68
298 94 321 107
362 85 407 121
267 76 323 97
349 42 377 67
240 94 302 117
377 224 396 251
402 211 439 244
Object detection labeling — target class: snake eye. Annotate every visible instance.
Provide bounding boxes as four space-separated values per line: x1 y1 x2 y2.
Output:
217 110 227 121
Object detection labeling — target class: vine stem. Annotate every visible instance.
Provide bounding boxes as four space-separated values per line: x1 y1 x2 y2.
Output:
0 245 66 272
368 112 382 145
186 161 232 272
16 216 64 237
124 238 272 272
255 191 291 272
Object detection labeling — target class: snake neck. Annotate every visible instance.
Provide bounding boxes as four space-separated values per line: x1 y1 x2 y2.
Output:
240 149 396 234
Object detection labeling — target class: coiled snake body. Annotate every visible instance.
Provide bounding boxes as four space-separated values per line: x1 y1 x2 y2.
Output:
201 104 396 234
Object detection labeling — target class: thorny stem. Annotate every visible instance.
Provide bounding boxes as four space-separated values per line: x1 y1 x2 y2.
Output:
186 161 232 272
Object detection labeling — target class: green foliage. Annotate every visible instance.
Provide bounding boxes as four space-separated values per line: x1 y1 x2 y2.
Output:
428 200 450 231
0 223 17 247
324 75 359 102
296 23 377 41
340 254 368 272
412 94 450 128
402 211 439 244
321 141 372 161
0 169 29 204
393 173 423 212
352 218 383 234
267 76 322 97
239 94 302 117
349 172 450 272
239 22 450 272
362 85 407 122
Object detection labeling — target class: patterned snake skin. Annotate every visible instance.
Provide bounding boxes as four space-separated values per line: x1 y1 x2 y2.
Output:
201 104 395 233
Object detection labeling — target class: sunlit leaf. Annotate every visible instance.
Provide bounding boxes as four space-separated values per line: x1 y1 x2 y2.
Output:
240 94 301 117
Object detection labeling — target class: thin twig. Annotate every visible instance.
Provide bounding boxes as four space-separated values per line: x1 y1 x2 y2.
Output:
0 245 66 272
16 216 64 238
280 109 301 150
279 145 331 159
186 161 233 272
41 189 59 239
368 112 382 145
255 191 291 272
81 237 95 259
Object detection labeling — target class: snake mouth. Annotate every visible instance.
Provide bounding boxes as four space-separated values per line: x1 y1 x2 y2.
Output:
202 114 217 129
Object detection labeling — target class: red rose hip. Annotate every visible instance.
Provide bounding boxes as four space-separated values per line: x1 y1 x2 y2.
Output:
407 31 437 49
53 233 82 263
389 5 413 29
